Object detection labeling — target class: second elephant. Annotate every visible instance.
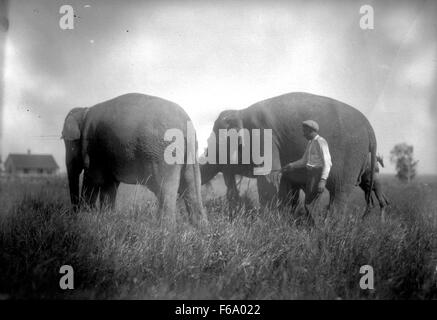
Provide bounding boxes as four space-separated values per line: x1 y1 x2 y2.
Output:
201 92 378 216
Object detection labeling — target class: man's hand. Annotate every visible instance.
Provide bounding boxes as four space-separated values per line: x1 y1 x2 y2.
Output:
281 163 294 173
317 179 326 193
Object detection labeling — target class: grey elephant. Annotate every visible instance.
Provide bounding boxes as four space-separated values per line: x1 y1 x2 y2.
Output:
201 92 377 217
62 93 207 226
360 154 390 220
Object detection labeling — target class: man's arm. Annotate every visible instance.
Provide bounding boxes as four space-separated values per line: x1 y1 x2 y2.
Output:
318 138 332 180
282 144 309 171
286 157 306 170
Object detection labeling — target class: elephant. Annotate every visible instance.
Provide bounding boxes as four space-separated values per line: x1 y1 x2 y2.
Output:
62 93 207 226
200 92 377 219
360 154 390 220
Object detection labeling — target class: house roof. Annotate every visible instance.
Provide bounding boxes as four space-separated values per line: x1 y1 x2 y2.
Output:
5 153 59 170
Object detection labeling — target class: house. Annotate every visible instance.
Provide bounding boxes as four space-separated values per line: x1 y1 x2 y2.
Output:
4 151 59 175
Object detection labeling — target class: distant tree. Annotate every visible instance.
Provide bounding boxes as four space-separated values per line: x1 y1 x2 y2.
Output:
390 143 419 183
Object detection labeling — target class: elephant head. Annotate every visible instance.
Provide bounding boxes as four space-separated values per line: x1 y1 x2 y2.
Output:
213 110 244 132
61 107 88 208
201 109 248 184
212 110 246 159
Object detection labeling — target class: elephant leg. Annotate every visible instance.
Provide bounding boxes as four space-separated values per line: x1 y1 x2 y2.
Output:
285 188 301 221
373 179 388 208
303 171 321 227
361 174 387 220
99 180 120 210
180 164 208 227
289 188 301 213
278 177 301 219
223 173 239 220
330 183 355 217
302 204 316 227
257 174 280 208
325 190 336 223
257 152 281 208
361 188 373 219
81 172 99 209
372 178 388 222
278 175 300 211
150 163 182 226
358 177 372 216
380 192 390 223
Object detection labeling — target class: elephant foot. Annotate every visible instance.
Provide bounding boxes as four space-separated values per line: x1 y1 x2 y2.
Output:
362 206 372 220
295 214 316 230
189 212 209 229
322 208 330 225
195 217 210 231
306 215 316 228
227 203 242 222
298 206 316 229
161 217 177 232
70 204 80 214
156 209 177 229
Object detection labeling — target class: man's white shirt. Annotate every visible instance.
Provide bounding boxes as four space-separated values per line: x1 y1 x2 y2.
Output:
289 135 332 180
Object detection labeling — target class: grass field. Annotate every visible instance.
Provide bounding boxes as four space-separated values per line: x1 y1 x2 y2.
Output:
0 174 436 299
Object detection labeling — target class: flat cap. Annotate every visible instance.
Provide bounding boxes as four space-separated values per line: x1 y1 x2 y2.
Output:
302 120 319 132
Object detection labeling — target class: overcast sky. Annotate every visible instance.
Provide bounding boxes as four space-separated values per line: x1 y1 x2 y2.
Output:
1 0 436 174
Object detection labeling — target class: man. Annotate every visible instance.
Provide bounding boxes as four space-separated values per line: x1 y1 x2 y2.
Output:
282 120 332 223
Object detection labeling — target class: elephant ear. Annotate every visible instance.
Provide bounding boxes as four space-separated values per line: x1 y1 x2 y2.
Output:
62 108 87 140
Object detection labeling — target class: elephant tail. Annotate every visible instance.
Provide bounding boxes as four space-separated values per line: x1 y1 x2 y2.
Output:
367 127 377 207
183 134 207 223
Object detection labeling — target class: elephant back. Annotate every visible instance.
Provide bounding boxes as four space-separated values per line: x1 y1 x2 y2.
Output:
243 92 376 186
82 93 196 163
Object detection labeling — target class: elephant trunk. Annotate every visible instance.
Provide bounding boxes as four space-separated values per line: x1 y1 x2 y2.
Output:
64 140 83 209
67 163 80 208
200 163 220 185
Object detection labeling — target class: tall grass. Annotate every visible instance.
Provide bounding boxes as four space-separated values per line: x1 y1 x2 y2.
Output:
0 176 436 299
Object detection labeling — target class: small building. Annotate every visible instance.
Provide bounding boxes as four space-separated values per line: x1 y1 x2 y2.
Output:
4 151 59 175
